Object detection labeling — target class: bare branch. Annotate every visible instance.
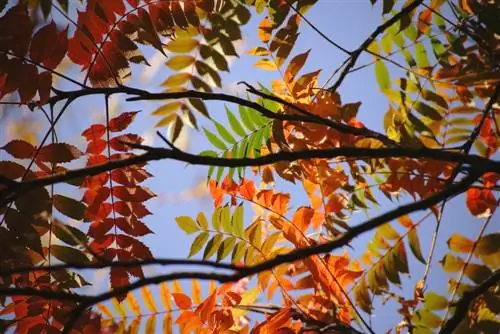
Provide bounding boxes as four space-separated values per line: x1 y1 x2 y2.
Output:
2 146 497 207
327 0 424 93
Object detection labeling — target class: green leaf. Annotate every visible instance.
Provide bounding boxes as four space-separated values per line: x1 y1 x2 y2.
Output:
476 233 500 256
51 245 90 264
424 292 448 310
226 106 246 137
175 216 199 234
375 61 391 90
53 194 86 220
212 208 222 231
413 309 442 328
214 120 236 144
232 205 244 237
203 128 227 150
415 42 430 68
217 237 236 262
189 232 209 258
239 105 256 131
52 222 87 246
378 224 399 240
415 102 443 120
196 212 209 230
232 240 247 263
203 234 223 260
408 230 426 264
220 205 232 233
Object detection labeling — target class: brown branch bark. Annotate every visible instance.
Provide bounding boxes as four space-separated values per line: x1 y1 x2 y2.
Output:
2 145 497 207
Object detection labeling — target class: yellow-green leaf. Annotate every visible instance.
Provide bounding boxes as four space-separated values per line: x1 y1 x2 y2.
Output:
166 55 195 70
165 38 199 53
162 73 192 87
175 216 199 234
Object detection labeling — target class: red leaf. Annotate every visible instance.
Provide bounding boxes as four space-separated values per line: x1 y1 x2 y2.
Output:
37 71 52 104
38 143 83 163
86 139 107 154
109 133 143 151
114 201 132 216
18 63 38 103
131 202 152 218
112 186 155 202
29 22 68 70
114 217 152 236
84 202 112 222
0 5 33 56
0 161 25 180
2 139 35 159
466 187 497 218
108 111 139 132
130 238 153 259
88 218 114 238
110 267 129 300
82 124 106 141
89 234 115 253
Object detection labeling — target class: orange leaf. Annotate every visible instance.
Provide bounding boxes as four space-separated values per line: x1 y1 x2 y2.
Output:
291 206 314 232
258 17 273 43
254 59 278 71
195 290 217 323
172 293 192 310
447 233 474 253
239 179 256 200
209 309 234 332
284 49 310 84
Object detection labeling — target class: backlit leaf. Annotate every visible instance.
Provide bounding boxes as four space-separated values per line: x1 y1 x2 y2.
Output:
175 216 199 234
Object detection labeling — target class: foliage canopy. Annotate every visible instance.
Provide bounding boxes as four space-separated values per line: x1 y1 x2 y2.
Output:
0 0 499 333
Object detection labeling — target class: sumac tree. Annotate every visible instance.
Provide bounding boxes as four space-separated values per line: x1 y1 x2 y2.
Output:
0 0 499 333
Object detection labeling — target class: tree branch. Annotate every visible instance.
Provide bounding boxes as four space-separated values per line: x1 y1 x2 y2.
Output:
2 146 497 208
0 258 238 277
327 0 424 93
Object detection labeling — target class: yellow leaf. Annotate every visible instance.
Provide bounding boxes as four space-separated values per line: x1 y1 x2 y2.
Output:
208 280 217 294
447 234 474 253
126 292 141 315
165 38 199 53
258 17 272 43
111 298 127 317
254 59 278 71
153 102 182 116
97 303 114 318
145 315 157 334
246 46 270 56
141 286 158 313
155 114 177 128
166 55 195 70
162 73 192 87
159 282 172 310
192 279 202 304
172 280 183 293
